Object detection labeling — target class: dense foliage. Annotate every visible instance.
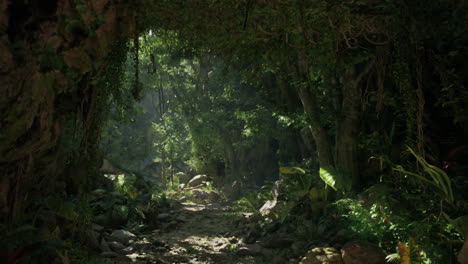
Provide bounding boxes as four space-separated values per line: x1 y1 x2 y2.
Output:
0 0 467 263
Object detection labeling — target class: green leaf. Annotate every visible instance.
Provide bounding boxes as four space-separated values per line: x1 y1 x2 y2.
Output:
279 167 306 175
319 166 352 193
385 252 400 264
319 166 337 191
398 147 454 203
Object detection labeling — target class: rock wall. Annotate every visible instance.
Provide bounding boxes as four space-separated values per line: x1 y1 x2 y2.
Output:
0 0 137 223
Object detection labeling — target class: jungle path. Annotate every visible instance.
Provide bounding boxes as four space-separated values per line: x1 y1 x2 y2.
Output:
115 201 276 264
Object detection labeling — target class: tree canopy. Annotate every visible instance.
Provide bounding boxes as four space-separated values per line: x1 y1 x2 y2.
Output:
0 0 467 263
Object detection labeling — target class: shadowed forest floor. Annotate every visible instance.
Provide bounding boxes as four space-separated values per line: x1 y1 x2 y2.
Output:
108 201 278 264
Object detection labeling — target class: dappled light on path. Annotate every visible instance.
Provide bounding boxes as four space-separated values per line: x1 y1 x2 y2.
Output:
114 202 262 264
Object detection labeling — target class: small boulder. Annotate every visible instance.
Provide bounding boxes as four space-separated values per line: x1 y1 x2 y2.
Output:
300 247 343 264
291 241 308 256
176 215 187 223
108 229 136 245
192 189 209 201
271 180 287 200
157 213 171 221
85 230 101 250
92 223 104 232
152 239 168 248
263 233 293 249
176 172 190 184
208 191 221 202
341 241 386 264
237 244 264 256
187 174 209 187
100 238 111 252
259 199 287 217
101 252 119 258
260 199 277 216
243 223 261 244
272 255 289 264
134 224 150 233
108 241 126 252
121 245 136 254
94 214 108 227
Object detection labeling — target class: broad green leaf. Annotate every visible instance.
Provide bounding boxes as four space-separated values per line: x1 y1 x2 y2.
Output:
279 167 306 175
319 167 337 191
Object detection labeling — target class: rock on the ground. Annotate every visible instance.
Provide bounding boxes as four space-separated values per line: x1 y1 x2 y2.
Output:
114 255 133 263
121 245 136 254
85 230 101 250
176 172 190 184
168 199 183 209
208 191 221 202
271 180 287 200
260 199 287 217
260 199 277 216
109 241 126 252
243 223 261 244
100 238 111 252
101 252 120 258
300 247 343 264
109 230 136 245
94 214 108 227
157 213 171 221
263 233 293 249
237 244 265 256
176 215 187 222
340 241 386 264
291 241 308 256
192 189 209 200
272 255 289 264
152 239 168 248
92 223 104 232
187 174 209 187
135 224 150 233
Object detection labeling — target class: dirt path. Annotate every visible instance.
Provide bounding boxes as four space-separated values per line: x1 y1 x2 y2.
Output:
116 201 270 264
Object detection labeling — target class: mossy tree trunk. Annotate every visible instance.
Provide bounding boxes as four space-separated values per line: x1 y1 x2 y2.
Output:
335 61 375 190
285 49 375 190
0 0 138 224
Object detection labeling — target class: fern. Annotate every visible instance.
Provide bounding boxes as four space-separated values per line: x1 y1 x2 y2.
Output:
394 147 454 203
385 252 400 264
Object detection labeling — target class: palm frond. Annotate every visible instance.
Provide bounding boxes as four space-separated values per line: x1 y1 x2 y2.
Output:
385 252 400 264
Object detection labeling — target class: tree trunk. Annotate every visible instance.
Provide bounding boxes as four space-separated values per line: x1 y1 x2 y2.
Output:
161 146 166 187
296 83 334 168
0 0 137 224
170 148 175 186
223 138 241 185
286 50 335 169
335 62 374 189
276 74 297 112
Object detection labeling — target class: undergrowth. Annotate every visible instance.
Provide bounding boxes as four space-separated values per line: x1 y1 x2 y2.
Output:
324 183 462 263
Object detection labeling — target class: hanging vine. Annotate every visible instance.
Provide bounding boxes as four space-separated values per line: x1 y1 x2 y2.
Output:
132 19 142 101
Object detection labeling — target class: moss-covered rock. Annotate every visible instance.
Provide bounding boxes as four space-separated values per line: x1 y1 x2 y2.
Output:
300 247 343 264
